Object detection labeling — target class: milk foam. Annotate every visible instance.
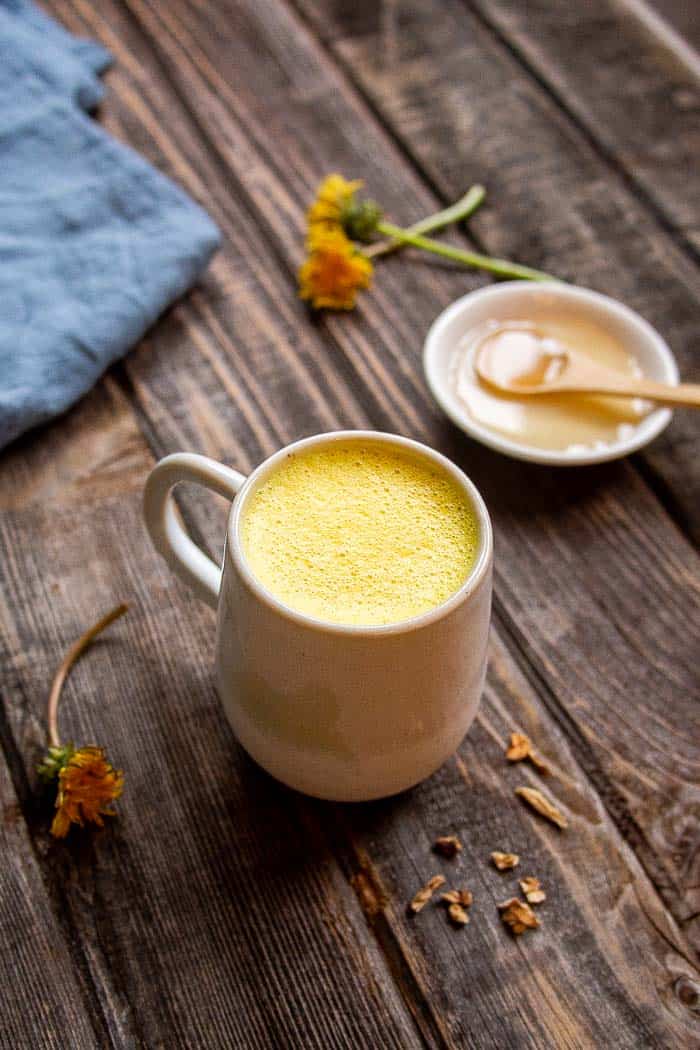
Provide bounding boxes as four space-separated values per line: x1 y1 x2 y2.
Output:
240 442 479 626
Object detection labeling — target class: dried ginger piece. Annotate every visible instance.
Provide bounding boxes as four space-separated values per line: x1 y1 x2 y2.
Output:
433 835 462 858
447 903 470 926
515 786 568 829
506 731 549 774
441 888 473 926
519 877 546 904
498 897 540 935
491 851 520 870
409 874 445 913
506 732 531 761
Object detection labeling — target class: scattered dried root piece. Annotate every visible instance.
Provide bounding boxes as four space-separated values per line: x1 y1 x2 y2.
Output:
520 877 546 905
447 903 470 926
441 888 473 927
506 732 531 762
515 786 568 829
433 835 462 859
441 889 473 908
506 731 549 774
408 874 446 914
498 897 540 935
491 851 520 871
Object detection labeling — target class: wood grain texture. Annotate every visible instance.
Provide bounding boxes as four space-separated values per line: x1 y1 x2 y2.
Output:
0 377 151 514
297 0 700 543
458 0 700 253
642 0 700 61
324 627 700 1047
0 0 696 1045
0 759 106 1049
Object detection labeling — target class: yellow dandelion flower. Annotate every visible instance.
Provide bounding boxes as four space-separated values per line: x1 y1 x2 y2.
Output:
38 604 128 839
299 228 373 310
307 174 363 235
51 746 124 838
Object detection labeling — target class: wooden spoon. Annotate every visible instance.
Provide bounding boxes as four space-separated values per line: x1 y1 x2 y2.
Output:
475 334 700 408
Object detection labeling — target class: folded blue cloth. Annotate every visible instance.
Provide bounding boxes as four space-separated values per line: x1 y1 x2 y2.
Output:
0 0 221 449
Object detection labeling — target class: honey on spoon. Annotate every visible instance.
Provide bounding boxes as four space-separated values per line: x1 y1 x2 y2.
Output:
475 324 700 407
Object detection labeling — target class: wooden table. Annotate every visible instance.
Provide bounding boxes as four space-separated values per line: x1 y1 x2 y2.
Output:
2 2 699 1047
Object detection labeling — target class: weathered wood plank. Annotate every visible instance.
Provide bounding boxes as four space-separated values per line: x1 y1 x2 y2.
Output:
0 758 104 1049
44 0 700 955
0 426 426 1049
296 0 700 543
0 376 151 513
326 627 700 1047
462 0 700 253
305 0 700 255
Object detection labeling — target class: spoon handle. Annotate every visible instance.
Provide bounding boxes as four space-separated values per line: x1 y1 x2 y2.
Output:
564 377 700 408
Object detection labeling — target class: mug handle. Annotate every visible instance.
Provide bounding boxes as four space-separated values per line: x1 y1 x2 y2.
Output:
143 453 246 609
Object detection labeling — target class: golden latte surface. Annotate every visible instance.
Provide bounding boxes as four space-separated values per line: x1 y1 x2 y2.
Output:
240 442 479 626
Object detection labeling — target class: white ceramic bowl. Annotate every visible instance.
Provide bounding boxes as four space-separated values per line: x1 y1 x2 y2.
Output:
423 282 678 466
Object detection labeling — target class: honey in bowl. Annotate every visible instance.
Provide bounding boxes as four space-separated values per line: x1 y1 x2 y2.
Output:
448 313 651 453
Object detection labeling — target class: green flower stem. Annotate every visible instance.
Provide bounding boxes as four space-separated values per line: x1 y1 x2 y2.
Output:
365 185 486 259
374 220 556 282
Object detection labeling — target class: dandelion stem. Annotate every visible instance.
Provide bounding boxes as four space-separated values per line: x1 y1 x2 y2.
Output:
366 185 486 259
374 220 556 282
48 604 129 749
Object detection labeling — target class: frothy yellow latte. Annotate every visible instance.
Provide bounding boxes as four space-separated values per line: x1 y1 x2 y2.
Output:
240 441 479 626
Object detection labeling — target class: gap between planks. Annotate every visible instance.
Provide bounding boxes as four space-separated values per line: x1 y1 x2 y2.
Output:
455 0 700 266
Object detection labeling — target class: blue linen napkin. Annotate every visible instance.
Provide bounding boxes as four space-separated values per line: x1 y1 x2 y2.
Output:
0 0 221 449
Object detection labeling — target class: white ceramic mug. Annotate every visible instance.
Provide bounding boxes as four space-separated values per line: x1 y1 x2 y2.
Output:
143 431 493 801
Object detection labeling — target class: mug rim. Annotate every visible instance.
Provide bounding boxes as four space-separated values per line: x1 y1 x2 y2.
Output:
226 430 493 637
